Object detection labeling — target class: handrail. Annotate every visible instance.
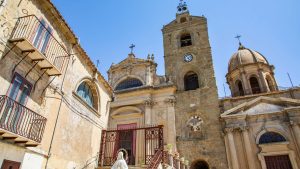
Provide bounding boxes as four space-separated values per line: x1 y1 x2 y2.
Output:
0 95 47 142
10 15 69 73
146 149 163 169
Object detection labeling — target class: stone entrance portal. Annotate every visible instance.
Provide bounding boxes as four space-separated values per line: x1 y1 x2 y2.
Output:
98 125 164 167
190 160 209 169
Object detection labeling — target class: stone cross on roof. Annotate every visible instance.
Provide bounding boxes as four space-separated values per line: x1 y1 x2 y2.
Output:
129 44 135 54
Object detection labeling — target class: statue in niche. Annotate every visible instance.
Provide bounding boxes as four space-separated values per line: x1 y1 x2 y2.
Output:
111 151 128 169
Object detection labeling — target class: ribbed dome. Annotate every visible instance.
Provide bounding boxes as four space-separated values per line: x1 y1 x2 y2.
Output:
228 44 269 72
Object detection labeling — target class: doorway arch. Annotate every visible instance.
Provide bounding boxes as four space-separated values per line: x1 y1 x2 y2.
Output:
191 160 209 169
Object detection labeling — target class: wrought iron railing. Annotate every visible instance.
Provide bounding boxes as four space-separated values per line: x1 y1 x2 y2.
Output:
10 15 69 73
146 149 163 169
98 125 164 167
0 95 47 143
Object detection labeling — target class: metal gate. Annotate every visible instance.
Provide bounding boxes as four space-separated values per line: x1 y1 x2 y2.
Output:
98 125 163 166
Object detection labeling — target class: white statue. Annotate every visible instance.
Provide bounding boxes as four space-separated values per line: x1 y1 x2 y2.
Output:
111 152 128 169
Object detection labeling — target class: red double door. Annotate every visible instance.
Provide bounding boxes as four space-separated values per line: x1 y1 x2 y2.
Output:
265 155 293 169
117 123 137 165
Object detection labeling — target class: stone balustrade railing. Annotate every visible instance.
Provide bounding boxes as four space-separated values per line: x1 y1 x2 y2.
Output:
163 150 189 169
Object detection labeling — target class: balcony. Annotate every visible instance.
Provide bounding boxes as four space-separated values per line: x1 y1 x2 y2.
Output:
9 15 69 76
0 95 47 146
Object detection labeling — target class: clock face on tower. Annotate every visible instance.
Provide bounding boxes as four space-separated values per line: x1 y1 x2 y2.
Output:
184 54 193 62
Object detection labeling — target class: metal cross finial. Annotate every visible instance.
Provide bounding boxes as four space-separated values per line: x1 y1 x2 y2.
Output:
235 35 242 44
129 44 135 54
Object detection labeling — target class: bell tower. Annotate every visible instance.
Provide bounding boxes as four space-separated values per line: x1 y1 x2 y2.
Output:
162 1 228 168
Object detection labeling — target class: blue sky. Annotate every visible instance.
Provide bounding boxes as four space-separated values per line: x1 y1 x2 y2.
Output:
52 0 300 97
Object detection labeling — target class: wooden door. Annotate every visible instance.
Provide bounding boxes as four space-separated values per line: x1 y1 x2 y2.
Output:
1 160 21 169
265 155 293 169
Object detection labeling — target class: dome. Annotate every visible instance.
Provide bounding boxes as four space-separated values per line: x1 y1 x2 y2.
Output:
228 44 269 72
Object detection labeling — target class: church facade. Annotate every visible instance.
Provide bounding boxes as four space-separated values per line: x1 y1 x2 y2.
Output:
101 1 300 169
0 0 299 169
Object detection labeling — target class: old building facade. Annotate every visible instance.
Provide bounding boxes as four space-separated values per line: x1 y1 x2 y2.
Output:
0 0 111 169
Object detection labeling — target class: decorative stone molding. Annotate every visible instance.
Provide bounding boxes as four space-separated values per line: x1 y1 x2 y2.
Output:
187 115 203 132
164 97 176 106
239 125 249 132
290 120 300 126
144 98 156 107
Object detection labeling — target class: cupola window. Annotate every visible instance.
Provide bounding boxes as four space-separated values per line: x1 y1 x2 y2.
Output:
180 34 192 47
249 76 261 94
116 78 143 90
235 80 244 96
184 72 199 91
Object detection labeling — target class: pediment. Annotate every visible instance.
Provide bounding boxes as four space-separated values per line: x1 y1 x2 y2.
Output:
109 54 154 71
221 96 300 117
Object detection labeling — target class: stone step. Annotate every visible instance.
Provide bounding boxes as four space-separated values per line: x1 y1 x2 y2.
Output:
97 166 148 169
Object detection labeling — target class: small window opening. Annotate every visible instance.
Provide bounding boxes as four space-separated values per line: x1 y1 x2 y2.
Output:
180 17 187 23
250 76 261 94
236 80 244 96
181 34 192 47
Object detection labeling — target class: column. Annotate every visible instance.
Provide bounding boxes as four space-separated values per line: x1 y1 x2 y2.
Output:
144 99 153 125
290 121 300 150
241 126 256 169
225 127 240 169
258 70 269 92
165 97 177 151
241 71 251 95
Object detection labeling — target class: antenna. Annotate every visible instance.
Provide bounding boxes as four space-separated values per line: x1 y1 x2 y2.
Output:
96 60 100 69
223 83 227 97
287 72 294 88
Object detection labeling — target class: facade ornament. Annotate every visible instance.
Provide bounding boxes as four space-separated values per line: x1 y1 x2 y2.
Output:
290 121 299 126
164 97 176 106
187 115 203 132
144 98 155 107
224 127 234 134
239 125 249 131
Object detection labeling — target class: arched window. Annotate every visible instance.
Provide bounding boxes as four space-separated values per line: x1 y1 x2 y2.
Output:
266 76 276 92
259 132 286 144
249 76 261 94
235 80 244 96
191 160 209 169
180 34 192 47
116 78 143 90
76 82 94 108
184 72 199 91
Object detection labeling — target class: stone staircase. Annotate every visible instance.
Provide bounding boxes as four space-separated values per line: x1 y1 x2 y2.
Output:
97 166 148 169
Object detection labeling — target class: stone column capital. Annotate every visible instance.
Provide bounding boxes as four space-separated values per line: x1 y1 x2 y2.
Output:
224 127 235 134
144 98 155 107
239 125 249 132
164 97 176 106
290 121 300 126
